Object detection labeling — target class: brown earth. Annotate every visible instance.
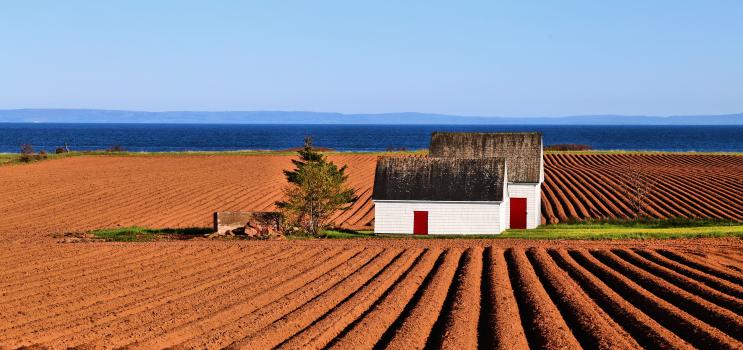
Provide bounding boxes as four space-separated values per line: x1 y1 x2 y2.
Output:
0 238 741 349
1 153 740 244
1 153 742 348
542 153 743 223
0 154 376 243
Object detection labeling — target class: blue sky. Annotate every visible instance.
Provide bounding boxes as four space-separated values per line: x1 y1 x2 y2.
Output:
1 1 741 116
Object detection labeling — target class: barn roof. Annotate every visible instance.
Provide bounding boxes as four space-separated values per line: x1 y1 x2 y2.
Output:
373 156 506 202
429 132 542 183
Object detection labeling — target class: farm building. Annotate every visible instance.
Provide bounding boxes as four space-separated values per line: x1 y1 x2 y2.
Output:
373 157 509 234
372 132 543 234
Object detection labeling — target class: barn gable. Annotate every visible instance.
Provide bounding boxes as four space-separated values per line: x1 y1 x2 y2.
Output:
373 157 506 202
429 132 543 183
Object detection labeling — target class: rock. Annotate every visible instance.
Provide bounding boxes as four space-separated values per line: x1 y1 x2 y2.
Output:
241 216 285 240
207 212 285 240
206 231 226 239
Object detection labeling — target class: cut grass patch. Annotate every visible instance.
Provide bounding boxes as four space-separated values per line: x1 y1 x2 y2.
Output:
546 216 741 228
328 224 743 240
84 223 743 242
499 224 743 240
320 229 376 239
89 226 213 242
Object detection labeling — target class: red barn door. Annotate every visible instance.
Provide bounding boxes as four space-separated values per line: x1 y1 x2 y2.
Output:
510 198 527 229
413 211 428 235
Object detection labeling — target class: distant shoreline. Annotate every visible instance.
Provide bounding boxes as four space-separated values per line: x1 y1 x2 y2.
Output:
1 109 742 125
2 122 743 126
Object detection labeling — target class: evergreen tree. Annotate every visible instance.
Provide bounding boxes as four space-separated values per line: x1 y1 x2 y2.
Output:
276 137 357 236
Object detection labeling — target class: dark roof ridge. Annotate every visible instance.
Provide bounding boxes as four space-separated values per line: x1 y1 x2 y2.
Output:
373 156 507 201
429 132 543 183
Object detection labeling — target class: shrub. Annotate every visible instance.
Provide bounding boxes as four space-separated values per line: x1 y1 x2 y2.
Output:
19 144 35 162
385 146 408 152
55 146 69 154
20 144 34 155
545 144 592 151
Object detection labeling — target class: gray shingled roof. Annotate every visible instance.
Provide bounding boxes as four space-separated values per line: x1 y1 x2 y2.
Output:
372 156 506 201
429 132 542 183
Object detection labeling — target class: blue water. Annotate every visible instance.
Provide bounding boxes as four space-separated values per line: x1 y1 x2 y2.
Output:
0 123 741 153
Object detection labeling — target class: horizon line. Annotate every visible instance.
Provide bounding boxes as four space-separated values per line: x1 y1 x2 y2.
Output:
2 108 743 119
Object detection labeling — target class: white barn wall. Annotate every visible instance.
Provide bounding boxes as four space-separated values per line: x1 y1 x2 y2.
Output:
540 145 545 182
373 200 506 234
537 183 542 226
498 202 507 233
507 183 542 229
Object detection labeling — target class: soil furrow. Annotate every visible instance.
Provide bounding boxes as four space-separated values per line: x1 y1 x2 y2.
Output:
228 248 410 350
615 249 743 314
0 245 222 325
657 249 743 285
7 246 308 347
176 247 383 349
326 248 442 350
272 248 423 350
478 247 529 350
109 247 349 349
423 247 482 350
635 249 743 299
569 249 741 349
527 248 640 349
548 249 693 349
380 249 462 350
506 248 582 349
592 250 743 340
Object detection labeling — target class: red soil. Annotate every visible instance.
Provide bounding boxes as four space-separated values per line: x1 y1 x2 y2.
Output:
0 154 377 243
542 153 743 224
0 239 742 348
1 154 742 348
1 153 740 244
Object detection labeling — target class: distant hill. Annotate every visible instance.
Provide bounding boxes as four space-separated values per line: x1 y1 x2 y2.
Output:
1 109 742 125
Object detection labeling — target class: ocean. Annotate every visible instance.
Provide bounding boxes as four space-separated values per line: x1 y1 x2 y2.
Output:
0 123 741 153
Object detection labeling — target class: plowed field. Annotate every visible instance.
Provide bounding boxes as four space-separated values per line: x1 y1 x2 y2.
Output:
0 154 377 243
0 153 740 243
542 153 743 224
1 238 741 349
1 154 742 348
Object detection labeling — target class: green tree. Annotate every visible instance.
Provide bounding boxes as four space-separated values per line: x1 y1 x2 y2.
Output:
276 137 357 236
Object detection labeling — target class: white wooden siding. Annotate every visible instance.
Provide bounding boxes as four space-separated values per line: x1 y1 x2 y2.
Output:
373 200 506 234
507 183 542 229
498 201 507 233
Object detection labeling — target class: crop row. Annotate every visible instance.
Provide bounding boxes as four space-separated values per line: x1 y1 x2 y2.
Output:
0 153 739 240
1 242 740 348
541 154 743 223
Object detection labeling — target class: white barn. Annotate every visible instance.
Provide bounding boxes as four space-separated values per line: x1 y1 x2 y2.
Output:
372 132 543 235
373 157 509 235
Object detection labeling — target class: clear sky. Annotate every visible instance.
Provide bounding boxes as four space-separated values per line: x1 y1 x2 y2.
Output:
1 1 741 117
